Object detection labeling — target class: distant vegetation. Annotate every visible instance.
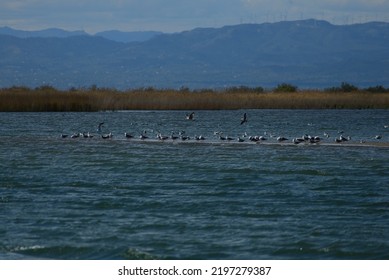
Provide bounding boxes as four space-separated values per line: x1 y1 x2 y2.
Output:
0 83 388 112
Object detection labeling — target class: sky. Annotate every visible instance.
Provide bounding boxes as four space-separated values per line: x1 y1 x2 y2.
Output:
0 0 388 33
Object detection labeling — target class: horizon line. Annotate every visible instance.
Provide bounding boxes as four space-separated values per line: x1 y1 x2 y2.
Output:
1 18 389 35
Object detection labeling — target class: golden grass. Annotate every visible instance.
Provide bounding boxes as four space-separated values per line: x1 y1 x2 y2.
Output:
0 87 388 111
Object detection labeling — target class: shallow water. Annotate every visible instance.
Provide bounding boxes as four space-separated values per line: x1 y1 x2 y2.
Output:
0 110 389 259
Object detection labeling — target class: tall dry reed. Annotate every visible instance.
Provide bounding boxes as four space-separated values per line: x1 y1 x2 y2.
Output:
0 87 388 111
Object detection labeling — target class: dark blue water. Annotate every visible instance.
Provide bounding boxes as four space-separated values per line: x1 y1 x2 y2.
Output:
1 110 388 259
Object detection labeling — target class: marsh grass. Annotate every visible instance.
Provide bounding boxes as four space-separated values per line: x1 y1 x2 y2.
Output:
0 86 388 111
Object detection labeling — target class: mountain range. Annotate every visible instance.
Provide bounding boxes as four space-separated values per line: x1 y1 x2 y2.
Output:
0 19 388 90
0 26 162 42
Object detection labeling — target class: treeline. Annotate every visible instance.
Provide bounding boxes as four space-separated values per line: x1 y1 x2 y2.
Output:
2 82 389 94
0 83 388 111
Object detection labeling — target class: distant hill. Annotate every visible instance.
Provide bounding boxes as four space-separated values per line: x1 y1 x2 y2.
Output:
0 26 88 38
94 30 163 43
0 26 163 42
0 20 388 89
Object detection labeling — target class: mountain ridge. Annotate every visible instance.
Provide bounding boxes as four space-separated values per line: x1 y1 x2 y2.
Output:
1 20 388 89
0 26 163 43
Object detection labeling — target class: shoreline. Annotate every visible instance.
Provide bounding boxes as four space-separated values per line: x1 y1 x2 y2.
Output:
57 137 389 148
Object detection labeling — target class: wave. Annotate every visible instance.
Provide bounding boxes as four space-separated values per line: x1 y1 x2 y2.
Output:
0 245 161 260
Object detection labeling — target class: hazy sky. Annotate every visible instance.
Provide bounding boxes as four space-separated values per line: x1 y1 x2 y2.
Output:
1 0 388 33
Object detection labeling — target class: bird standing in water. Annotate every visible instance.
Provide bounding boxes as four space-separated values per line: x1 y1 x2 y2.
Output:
240 113 247 125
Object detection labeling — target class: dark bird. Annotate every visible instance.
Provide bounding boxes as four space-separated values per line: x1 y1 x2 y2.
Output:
240 113 247 125
101 133 112 139
125 132 134 139
97 122 104 132
186 112 195 120
277 136 288 142
293 138 304 144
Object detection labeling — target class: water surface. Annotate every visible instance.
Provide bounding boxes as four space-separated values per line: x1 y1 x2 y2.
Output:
1 110 388 259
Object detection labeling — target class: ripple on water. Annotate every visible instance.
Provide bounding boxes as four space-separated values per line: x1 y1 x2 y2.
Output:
1 110 389 259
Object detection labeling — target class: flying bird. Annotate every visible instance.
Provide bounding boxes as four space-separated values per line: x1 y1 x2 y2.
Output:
97 122 104 132
240 113 247 125
186 112 195 120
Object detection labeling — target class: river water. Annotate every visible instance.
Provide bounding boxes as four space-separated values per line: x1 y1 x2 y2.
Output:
0 110 388 259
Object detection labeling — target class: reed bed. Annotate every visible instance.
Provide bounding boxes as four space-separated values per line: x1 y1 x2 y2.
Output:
0 87 388 111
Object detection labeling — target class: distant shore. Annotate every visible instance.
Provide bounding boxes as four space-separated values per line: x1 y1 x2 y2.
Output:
1 85 388 111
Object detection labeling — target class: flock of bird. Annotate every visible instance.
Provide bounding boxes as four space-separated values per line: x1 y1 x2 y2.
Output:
61 112 386 145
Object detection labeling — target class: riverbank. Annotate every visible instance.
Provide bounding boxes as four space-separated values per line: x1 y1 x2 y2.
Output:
1 86 388 111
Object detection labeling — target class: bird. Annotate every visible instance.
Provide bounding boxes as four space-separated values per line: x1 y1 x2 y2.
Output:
157 133 169 140
375 135 382 140
335 135 351 143
97 122 104 132
293 138 304 144
186 112 195 120
139 131 148 140
195 135 205 140
309 136 321 143
61 134 68 138
340 135 351 141
170 132 179 140
277 136 288 142
240 113 247 125
101 133 112 139
125 132 134 139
